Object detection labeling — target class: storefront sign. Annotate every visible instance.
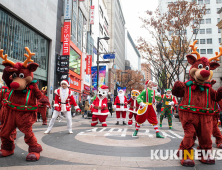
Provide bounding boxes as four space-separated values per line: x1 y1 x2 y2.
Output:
64 0 72 20
63 22 71 55
70 79 79 86
84 84 90 91
90 6 95 25
85 55 92 74
59 73 68 81
57 55 69 73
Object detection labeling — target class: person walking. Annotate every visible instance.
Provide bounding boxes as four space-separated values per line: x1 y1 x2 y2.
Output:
156 101 162 118
107 92 113 117
44 80 81 134
83 100 90 118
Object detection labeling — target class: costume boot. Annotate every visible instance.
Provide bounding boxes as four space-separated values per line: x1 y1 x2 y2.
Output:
115 121 119 125
132 130 138 136
156 132 164 138
123 121 126 125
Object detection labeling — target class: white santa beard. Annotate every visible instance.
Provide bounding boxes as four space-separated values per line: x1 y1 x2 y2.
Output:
118 92 124 97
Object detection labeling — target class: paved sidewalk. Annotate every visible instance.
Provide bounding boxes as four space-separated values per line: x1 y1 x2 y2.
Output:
1 114 222 170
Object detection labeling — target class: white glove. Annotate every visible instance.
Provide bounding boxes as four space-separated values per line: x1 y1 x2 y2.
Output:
169 101 174 106
139 102 146 108
113 105 116 110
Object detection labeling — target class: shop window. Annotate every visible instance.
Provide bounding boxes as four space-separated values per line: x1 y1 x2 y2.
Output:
200 39 205 44
69 48 81 75
0 9 49 70
207 49 213 54
206 18 211 24
207 38 212 44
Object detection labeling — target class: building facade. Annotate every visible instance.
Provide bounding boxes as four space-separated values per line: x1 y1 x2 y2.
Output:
158 0 222 89
0 0 57 114
106 0 125 71
125 30 141 71
141 64 152 83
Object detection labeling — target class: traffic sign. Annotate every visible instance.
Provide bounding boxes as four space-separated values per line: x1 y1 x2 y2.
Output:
103 53 115 59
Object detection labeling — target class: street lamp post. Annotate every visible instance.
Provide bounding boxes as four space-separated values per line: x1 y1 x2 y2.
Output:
97 36 110 90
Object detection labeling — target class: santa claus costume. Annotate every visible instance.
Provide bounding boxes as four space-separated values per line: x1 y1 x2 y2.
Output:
44 80 81 134
114 87 128 125
127 90 140 125
91 85 109 127
160 89 177 129
133 80 163 138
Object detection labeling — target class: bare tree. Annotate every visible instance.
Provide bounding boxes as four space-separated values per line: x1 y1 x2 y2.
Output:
137 0 206 91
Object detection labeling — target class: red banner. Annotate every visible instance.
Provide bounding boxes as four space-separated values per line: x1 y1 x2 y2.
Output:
62 22 71 55
85 55 92 75
84 84 90 91
90 6 95 25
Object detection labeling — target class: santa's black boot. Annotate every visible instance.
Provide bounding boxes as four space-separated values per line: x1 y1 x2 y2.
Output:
115 121 119 125
123 121 126 125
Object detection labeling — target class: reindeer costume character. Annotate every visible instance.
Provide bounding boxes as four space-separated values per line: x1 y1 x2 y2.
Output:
0 48 49 161
127 90 140 125
114 87 128 125
45 80 80 134
172 41 222 166
37 86 50 125
133 80 163 138
91 85 109 127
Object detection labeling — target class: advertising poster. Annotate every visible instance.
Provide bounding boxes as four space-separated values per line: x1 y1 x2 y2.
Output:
91 66 106 90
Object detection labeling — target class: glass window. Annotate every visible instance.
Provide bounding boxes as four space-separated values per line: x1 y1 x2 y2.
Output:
99 6 103 18
205 0 210 4
206 8 211 14
206 28 212 34
99 42 103 51
217 8 220 13
198 0 203 5
218 18 220 24
206 18 211 24
200 29 205 34
0 9 49 70
82 17 87 53
193 39 199 44
104 17 108 30
197 49 199 53
193 29 198 34
200 49 206 54
219 28 221 33
71 0 78 44
207 49 213 54
169 30 174 35
200 19 204 24
200 39 205 44
77 9 83 50
99 23 103 35
69 48 81 75
219 38 221 43
217 0 222 3
207 38 212 44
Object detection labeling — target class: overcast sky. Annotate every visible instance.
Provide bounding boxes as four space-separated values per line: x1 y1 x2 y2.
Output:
121 0 159 45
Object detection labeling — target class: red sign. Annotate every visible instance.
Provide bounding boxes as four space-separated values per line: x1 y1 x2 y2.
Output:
84 84 90 91
85 55 92 74
90 6 95 25
62 22 71 55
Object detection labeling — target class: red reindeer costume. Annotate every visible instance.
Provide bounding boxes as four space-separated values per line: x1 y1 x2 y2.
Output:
91 85 109 127
44 80 80 134
172 41 222 166
37 87 50 125
0 47 49 161
127 90 140 125
114 87 128 125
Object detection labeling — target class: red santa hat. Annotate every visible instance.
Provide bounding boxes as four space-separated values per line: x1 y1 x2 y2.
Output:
145 80 152 88
99 85 109 92
60 80 70 87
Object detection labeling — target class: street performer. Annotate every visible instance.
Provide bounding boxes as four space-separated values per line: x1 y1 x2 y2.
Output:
160 89 177 129
44 80 81 134
127 89 140 125
133 80 163 138
114 87 128 125
91 85 109 127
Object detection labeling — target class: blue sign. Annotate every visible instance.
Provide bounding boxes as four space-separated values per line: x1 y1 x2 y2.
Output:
51 86 53 90
103 54 115 59
93 47 97 55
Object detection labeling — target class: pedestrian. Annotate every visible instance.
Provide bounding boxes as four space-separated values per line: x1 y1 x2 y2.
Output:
83 100 90 118
81 100 85 117
44 80 81 134
156 101 162 118
107 92 113 117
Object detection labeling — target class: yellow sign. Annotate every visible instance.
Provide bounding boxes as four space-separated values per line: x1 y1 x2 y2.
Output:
184 150 194 160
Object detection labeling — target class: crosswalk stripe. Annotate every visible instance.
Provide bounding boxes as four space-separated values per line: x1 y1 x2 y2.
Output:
109 128 115 132
145 130 154 138
168 130 183 139
121 128 127 137
86 128 97 132
117 129 122 132
161 131 176 138
99 128 106 132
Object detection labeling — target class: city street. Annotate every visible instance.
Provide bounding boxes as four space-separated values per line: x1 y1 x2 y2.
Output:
1 114 222 170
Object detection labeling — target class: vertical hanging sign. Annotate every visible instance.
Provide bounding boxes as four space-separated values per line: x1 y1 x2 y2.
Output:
90 6 95 25
63 21 71 55
85 55 92 74
64 0 72 20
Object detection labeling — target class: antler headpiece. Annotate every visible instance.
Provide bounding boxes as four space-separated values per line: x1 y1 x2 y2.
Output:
190 40 200 60
208 48 222 62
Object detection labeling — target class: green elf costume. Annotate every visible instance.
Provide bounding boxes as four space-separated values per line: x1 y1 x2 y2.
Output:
133 80 163 138
160 89 177 129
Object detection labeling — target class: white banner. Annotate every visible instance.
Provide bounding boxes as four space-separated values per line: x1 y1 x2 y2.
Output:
64 0 72 20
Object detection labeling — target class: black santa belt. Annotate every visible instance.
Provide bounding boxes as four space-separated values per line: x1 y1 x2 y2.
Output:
116 103 125 106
